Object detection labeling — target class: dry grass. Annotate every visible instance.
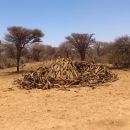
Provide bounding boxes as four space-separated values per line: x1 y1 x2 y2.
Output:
0 62 130 130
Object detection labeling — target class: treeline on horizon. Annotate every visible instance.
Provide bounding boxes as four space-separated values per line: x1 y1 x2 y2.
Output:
0 26 130 72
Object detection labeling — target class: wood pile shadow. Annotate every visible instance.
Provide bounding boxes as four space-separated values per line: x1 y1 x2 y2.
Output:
16 58 118 90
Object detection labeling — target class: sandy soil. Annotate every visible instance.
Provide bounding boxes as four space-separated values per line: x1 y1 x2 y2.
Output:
0 64 130 130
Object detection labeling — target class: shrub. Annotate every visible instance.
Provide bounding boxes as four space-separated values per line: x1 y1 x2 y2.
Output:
109 36 130 68
30 43 45 61
0 55 16 68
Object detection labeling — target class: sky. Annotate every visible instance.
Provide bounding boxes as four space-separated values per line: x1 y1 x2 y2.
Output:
0 0 130 46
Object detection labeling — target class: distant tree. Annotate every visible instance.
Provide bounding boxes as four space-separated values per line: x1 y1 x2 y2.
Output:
57 42 74 58
31 43 45 61
0 42 3 55
91 41 112 63
5 44 16 58
110 36 130 68
94 41 102 57
66 33 95 61
5 26 44 72
44 45 56 59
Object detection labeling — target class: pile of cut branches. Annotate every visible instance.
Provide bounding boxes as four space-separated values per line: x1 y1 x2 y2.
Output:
16 58 117 89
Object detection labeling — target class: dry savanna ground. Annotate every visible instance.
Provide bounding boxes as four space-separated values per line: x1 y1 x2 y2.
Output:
0 62 130 130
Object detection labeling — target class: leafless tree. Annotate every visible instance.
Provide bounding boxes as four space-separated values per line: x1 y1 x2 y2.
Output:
57 42 74 58
66 33 95 61
110 36 130 68
31 43 45 61
44 45 56 59
5 44 16 58
5 26 44 72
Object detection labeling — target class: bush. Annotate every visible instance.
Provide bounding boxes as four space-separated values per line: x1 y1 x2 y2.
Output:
109 36 130 68
30 43 45 61
4 44 16 58
0 55 16 68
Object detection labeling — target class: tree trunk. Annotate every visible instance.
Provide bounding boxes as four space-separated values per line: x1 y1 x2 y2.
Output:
16 48 21 73
16 57 20 73
80 50 86 61
66 51 69 58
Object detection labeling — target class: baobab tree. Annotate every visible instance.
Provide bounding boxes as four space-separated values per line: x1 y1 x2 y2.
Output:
66 33 94 61
5 26 44 72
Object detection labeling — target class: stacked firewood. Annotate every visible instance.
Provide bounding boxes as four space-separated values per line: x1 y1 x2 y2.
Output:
75 61 117 86
16 58 117 90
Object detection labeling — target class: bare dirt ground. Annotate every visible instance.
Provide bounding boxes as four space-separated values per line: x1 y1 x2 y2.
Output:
0 63 130 130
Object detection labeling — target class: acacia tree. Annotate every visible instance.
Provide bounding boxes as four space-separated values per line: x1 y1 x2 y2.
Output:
5 26 44 72
66 33 94 61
